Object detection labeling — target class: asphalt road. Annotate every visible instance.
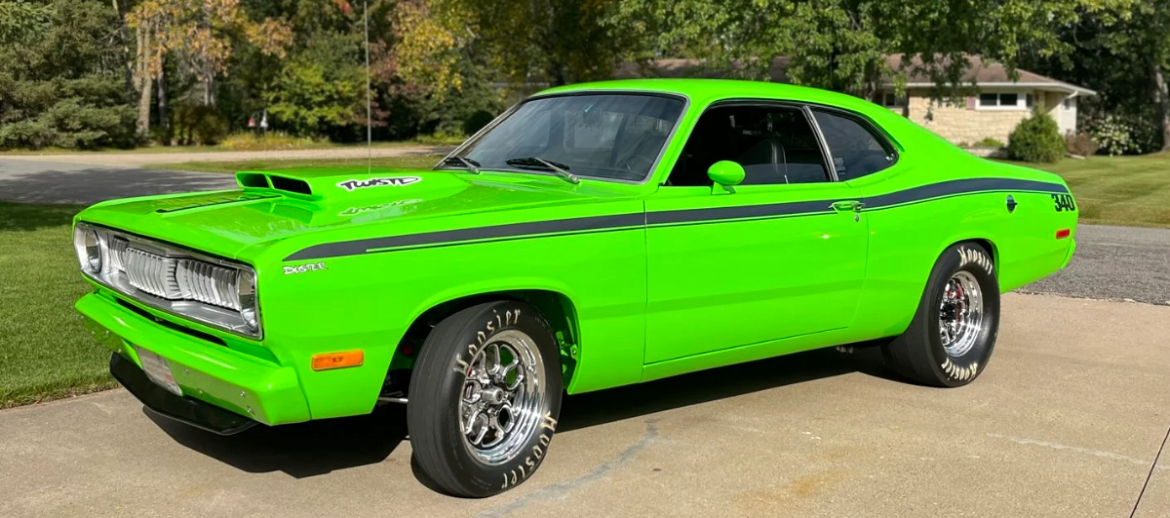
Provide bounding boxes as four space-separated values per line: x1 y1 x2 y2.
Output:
1019 224 1170 306
1 294 1167 517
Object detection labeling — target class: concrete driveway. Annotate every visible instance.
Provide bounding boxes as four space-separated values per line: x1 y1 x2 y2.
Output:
1 293 1167 517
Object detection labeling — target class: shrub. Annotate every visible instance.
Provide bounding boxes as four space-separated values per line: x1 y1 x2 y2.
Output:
1086 114 1159 155
0 75 138 150
172 105 230 146
974 137 1004 149
220 131 317 151
1007 111 1065 163
1065 132 1099 157
462 110 496 136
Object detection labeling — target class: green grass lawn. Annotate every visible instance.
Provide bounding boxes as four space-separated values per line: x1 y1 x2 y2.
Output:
149 155 444 174
0 203 116 408
1001 154 1170 228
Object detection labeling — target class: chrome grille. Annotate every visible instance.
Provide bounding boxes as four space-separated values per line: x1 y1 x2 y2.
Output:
108 236 129 272
123 247 180 299
175 259 241 310
76 223 261 338
117 246 240 311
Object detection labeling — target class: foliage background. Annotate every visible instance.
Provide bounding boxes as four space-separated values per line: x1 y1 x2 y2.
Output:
0 0 1167 154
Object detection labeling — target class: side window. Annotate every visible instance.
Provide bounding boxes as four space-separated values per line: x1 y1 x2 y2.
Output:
667 105 829 187
811 110 896 181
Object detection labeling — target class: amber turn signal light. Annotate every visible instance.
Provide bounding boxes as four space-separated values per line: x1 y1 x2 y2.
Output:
311 350 364 371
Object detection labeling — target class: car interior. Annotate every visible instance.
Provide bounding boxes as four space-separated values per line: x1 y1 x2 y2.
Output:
666 105 830 187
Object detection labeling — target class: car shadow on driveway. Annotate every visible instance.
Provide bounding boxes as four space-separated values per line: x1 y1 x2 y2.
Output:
146 343 898 481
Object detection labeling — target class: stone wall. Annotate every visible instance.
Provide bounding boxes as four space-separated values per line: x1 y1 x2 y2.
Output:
903 94 1023 145
892 89 1069 146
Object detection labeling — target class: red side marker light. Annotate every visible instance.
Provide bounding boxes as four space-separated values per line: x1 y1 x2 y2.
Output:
1056 228 1071 239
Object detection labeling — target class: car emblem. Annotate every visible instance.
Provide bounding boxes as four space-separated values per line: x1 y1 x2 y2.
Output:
283 262 327 275
337 176 422 192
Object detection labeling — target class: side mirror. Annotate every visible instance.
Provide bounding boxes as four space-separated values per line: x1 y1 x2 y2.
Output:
707 160 745 194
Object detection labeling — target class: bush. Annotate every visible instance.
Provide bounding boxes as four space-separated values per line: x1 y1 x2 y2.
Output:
1065 132 1099 157
1086 114 1159 155
974 137 1004 149
462 110 496 136
1007 111 1065 163
220 131 317 151
172 105 230 146
0 74 138 150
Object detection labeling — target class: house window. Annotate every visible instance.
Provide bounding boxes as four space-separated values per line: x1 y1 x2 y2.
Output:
977 92 1031 110
879 92 904 108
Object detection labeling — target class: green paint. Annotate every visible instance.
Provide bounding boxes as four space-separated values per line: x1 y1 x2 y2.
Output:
74 80 1077 426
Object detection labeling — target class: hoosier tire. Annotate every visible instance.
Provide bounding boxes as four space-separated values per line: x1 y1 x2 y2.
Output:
407 301 563 497
882 243 1000 387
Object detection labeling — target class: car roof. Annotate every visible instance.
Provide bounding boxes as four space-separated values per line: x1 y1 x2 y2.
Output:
536 79 878 113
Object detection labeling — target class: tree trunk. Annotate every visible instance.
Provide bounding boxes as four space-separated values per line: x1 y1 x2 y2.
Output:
1155 63 1170 152
111 0 136 103
134 26 153 138
157 58 169 144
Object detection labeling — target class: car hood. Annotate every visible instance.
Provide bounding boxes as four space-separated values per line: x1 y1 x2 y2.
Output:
76 167 644 262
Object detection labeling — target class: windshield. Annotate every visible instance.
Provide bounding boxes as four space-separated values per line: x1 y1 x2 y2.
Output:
452 94 685 182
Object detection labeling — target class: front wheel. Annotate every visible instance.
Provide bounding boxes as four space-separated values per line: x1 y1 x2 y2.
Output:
407 301 563 497
882 243 1001 387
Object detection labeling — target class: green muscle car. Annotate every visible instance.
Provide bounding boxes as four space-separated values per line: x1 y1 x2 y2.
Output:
73 79 1077 497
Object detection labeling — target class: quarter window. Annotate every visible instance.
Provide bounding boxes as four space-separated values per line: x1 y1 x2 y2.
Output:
811 110 896 182
667 105 829 186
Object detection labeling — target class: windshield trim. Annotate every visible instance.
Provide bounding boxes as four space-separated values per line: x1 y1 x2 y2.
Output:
435 90 692 185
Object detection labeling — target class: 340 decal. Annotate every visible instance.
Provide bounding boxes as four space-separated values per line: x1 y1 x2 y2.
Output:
1051 193 1077 212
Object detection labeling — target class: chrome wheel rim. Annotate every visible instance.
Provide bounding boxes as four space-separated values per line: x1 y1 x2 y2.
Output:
939 271 984 357
458 329 546 466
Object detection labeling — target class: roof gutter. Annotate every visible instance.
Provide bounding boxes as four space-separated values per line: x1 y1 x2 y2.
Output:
884 82 1097 97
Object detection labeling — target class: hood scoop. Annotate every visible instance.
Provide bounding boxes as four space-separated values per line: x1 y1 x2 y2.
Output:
234 168 460 203
237 172 314 197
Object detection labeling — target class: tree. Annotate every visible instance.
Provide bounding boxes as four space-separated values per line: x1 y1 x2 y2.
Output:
609 0 1130 102
0 1 137 150
1091 0 1170 151
127 0 293 136
424 0 634 87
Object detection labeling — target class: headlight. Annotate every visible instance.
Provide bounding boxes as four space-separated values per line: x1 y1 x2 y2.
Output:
74 222 262 338
237 269 259 332
73 226 102 273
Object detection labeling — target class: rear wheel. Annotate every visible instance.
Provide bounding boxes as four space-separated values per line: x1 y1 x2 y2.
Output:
882 243 1000 387
407 301 562 497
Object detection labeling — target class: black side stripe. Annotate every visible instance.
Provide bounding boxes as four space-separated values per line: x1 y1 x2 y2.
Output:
865 178 1068 209
647 199 834 225
283 178 1068 261
285 213 644 261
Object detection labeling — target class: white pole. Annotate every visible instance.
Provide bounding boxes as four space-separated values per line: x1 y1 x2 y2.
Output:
364 0 372 174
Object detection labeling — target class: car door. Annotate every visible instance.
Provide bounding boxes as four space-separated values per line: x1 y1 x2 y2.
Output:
643 102 869 364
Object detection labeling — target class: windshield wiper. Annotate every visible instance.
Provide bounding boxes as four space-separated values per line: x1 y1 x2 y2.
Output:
504 157 580 185
441 155 481 174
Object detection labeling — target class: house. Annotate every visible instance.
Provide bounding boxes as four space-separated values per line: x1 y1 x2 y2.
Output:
874 55 1095 146
615 55 1096 147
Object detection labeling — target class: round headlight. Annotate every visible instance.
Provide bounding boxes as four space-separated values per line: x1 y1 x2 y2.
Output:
73 226 102 273
237 270 259 331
